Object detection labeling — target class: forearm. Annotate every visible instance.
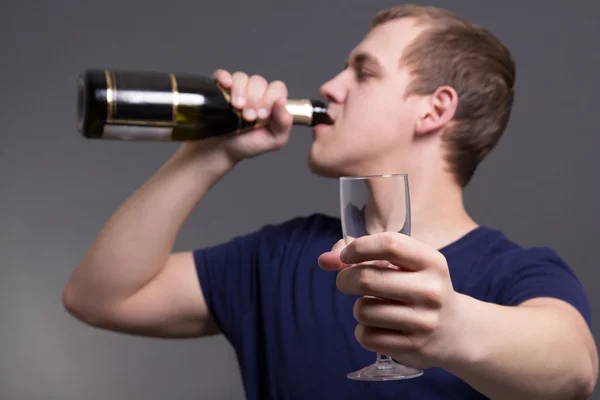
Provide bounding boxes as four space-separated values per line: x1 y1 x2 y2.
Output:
64 142 236 308
444 294 597 400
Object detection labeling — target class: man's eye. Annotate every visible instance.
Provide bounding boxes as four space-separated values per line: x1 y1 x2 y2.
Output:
356 69 369 81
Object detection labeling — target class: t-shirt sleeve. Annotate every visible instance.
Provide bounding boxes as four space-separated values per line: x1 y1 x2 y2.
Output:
192 224 275 346
496 247 593 329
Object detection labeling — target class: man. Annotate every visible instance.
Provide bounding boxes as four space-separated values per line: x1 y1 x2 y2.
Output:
62 4 598 399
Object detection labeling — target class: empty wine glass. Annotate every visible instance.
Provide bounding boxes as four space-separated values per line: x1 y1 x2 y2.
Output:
340 173 424 381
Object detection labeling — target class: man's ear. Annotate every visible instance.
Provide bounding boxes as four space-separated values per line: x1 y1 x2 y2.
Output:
414 85 458 136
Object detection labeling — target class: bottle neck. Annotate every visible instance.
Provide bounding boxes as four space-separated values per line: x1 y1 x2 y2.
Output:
285 99 330 126
285 100 315 125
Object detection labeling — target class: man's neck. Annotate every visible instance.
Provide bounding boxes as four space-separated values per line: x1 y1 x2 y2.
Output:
360 171 477 251
363 176 411 235
408 174 478 251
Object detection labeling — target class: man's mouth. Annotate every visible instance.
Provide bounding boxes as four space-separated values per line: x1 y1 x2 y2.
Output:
311 104 336 136
312 121 332 136
311 105 335 127
322 108 336 125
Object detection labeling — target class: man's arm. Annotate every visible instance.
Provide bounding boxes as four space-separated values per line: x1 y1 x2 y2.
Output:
445 294 598 400
62 70 293 337
62 142 236 337
319 233 598 399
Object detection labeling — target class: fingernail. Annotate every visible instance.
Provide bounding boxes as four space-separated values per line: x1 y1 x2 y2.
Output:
244 108 257 120
257 108 268 119
234 96 244 107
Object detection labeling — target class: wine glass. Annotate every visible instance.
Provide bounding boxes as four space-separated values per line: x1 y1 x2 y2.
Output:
340 173 424 381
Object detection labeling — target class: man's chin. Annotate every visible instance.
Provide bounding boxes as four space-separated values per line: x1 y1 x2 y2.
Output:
306 154 345 178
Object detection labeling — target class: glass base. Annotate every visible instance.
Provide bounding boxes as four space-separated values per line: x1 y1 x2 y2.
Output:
347 358 423 381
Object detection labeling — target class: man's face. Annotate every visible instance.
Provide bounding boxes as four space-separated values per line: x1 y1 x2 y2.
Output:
308 18 428 178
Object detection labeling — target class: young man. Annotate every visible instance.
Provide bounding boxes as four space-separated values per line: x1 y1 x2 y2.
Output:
62 5 598 399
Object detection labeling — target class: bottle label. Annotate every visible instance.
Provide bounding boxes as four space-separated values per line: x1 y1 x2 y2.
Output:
102 124 173 141
105 70 177 126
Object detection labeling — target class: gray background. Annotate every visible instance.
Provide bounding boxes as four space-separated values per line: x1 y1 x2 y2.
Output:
1 0 598 399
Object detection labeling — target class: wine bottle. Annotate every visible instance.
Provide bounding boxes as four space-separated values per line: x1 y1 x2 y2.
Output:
77 69 331 141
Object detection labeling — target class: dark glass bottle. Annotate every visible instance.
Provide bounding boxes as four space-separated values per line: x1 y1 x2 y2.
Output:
77 69 331 141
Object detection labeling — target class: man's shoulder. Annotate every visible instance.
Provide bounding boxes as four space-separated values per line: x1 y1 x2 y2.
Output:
472 227 591 325
446 225 577 285
257 212 342 241
231 212 341 247
195 213 340 258
477 226 568 268
449 226 590 317
449 225 565 264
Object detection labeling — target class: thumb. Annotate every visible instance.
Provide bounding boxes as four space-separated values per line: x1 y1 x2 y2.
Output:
318 239 349 271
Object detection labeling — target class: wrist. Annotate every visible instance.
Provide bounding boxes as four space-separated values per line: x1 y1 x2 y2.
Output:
148 140 239 201
439 293 486 374
174 141 239 176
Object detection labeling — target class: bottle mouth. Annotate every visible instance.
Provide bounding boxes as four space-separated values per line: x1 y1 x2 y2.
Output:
310 100 333 126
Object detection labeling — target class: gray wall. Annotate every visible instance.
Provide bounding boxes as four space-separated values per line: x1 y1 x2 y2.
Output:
1 0 598 399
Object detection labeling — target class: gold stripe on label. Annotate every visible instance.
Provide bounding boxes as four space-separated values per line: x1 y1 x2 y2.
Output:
170 73 179 124
216 81 232 103
216 81 245 132
104 70 115 122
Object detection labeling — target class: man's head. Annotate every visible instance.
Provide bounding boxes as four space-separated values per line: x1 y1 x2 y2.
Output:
309 4 515 188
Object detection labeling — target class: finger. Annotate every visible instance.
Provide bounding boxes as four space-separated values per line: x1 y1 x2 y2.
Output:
212 69 232 88
340 232 445 272
331 238 347 253
230 71 249 109
317 239 348 271
353 297 437 334
258 80 288 120
269 97 293 137
318 254 347 271
242 75 268 122
336 263 442 306
354 324 427 359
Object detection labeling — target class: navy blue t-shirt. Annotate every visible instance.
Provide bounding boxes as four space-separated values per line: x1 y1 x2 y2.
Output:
193 213 592 400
